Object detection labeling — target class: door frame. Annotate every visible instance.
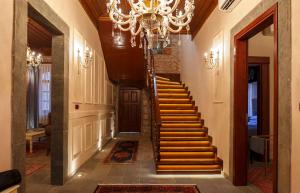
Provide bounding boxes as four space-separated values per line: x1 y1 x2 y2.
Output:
233 4 278 192
12 0 69 190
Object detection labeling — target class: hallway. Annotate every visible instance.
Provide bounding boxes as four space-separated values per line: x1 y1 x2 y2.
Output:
26 134 262 193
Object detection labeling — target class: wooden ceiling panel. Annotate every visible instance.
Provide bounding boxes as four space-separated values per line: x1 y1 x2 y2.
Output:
28 18 52 56
80 0 218 85
98 20 145 84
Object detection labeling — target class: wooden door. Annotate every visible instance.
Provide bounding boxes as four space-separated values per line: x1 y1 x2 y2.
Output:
118 88 141 132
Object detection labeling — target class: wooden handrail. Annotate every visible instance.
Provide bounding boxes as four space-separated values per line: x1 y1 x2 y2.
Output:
146 48 161 162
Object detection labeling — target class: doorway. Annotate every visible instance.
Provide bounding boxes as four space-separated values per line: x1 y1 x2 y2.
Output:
25 16 53 181
233 4 278 193
12 0 69 190
118 88 141 132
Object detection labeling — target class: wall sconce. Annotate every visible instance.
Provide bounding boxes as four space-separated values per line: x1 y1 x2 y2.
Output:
204 49 219 70
77 47 93 73
27 47 42 68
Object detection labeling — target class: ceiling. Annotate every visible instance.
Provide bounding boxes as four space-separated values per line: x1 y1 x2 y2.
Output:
80 0 217 86
28 18 52 56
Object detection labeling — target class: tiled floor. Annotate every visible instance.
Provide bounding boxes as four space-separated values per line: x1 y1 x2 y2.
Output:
26 134 262 193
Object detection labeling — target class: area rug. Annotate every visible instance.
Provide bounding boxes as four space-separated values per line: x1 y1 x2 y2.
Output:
248 166 273 193
94 185 200 193
25 163 47 176
104 141 138 164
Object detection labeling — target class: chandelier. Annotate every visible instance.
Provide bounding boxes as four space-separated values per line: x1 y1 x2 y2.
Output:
27 47 43 68
106 0 195 49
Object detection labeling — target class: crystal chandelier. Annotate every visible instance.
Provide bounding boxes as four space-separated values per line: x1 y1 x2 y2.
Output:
27 47 43 68
106 0 195 49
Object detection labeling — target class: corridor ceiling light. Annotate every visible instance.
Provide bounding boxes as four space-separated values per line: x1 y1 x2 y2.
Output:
106 0 195 49
27 47 42 68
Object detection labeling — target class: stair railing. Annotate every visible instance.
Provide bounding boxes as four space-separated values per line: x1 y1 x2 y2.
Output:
146 48 161 163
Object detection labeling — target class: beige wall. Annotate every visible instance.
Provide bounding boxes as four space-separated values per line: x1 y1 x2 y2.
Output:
291 0 300 192
0 0 13 172
179 0 262 176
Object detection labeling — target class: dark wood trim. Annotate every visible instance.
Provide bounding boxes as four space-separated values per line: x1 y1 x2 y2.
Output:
233 4 278 192
248 56 270 64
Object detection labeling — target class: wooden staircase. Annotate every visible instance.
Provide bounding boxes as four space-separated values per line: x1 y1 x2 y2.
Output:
155 75 223 174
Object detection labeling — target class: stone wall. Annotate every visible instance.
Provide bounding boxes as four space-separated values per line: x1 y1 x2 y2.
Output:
153 35 181 74
141 89 151 136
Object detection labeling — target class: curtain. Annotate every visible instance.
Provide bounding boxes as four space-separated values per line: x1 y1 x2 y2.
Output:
26 66 40 129
39 63 51 125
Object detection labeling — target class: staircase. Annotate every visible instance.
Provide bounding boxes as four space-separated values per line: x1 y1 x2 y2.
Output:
154 75 223 174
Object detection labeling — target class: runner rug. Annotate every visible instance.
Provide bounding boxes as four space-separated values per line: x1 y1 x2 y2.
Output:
94 185 200 193
104 141 138 164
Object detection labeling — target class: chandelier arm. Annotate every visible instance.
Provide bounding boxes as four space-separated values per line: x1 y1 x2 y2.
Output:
168 16 192 27
131 25 142 36
118 23 135 31
159 0 181 16
127 0 146 13
168 8 192 20
167 25 183 33
109 12 131 25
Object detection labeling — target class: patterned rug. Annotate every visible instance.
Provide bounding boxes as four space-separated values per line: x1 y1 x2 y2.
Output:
248 165 273 193
104 141 139 164
94 185 200 193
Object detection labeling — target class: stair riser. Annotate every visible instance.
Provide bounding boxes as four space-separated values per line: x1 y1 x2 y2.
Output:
159 100 192 104
160 155 215 159
159 160 219 165
157 85 184 89
160 111 197 115
158 95 189 99
160 132 207 137
157 165 222 170
161 124 202 128
160 142 210 147
158 91 187 94
161 117 199 122
160 147 216 152
156 170 222 174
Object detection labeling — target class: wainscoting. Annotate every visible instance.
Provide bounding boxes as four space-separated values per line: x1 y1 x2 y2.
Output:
68 111 115 175
68 28 117 176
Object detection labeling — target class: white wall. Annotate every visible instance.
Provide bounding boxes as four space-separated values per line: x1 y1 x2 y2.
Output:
291 0 300 192
0 0 13 172
43 0 116 175
179 0 262 176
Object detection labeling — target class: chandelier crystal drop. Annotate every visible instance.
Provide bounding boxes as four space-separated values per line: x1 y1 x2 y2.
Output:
106 0 195 49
